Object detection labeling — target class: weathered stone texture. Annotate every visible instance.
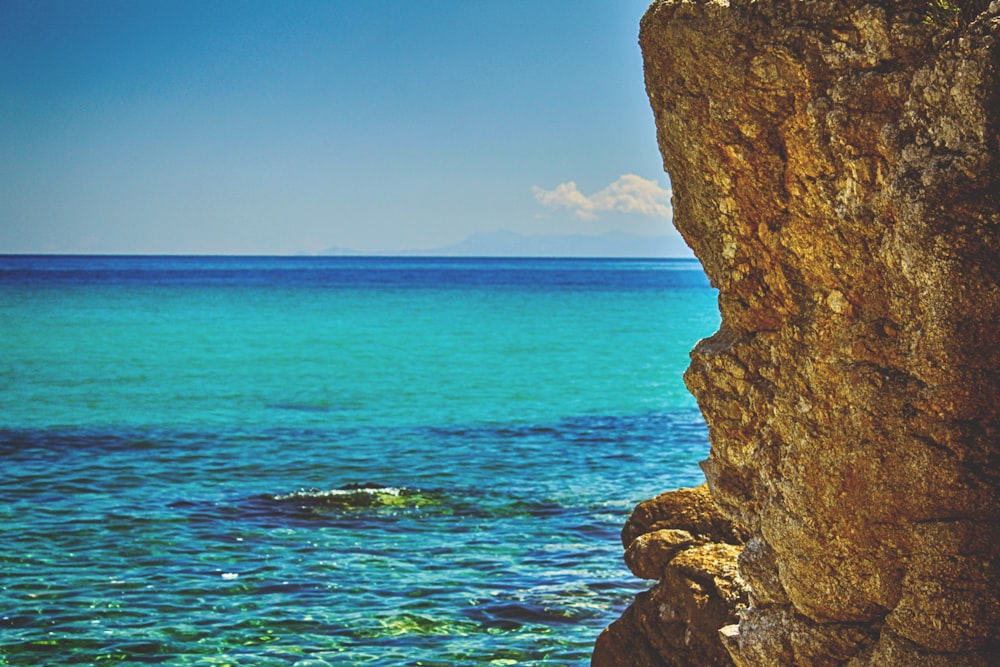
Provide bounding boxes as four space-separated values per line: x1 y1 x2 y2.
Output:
595 1 999 665
593 484 748 667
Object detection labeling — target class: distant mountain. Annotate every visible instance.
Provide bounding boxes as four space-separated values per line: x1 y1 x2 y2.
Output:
310 245 365 256
318 231 695 258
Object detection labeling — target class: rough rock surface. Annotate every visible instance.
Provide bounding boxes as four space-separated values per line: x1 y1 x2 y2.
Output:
593 484 748 667
595 1 1000 665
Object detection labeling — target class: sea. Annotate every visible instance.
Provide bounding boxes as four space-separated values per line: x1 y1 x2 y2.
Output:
0 255 719 667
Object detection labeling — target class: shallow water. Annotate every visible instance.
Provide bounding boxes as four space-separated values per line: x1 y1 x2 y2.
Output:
0 256 718 666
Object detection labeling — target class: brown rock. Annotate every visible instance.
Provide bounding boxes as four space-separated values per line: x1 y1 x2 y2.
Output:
622 483 745 547
593 544 748 667
624 528 698 580
594 486 749 666
596 1 1000 665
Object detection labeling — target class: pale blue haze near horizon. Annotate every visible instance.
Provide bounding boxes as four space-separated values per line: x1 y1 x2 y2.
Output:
0 0 683 256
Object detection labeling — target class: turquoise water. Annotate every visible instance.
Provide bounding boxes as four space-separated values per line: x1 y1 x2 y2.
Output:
0 256 718 666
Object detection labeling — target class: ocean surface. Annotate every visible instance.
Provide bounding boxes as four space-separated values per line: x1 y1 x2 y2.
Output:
0 255 719 666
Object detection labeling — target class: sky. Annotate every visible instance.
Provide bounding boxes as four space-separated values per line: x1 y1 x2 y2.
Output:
0 0 679 255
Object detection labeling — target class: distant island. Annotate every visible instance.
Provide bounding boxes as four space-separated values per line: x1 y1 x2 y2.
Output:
317 230 696 258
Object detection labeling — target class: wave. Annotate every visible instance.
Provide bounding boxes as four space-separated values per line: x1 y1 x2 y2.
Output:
266 403 337 414
267 483 444 510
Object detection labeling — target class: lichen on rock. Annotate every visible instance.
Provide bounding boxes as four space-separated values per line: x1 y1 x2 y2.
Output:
594 1 1000 665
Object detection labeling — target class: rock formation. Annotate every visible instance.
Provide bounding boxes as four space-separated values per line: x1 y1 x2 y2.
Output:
594 1 999 665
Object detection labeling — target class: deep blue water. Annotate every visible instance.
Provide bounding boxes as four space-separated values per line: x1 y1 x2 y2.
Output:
0 256 718 666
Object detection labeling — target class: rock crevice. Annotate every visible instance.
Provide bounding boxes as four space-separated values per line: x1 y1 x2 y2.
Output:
594 2 999 665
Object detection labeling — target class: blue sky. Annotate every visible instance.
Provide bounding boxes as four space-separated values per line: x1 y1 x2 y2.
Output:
0 0 677 255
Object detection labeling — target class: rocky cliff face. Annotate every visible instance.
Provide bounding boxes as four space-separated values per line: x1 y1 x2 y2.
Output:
594 1 999 665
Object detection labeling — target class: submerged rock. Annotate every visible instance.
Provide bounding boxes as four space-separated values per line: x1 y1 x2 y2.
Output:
269 484 443 511
596 1 999 665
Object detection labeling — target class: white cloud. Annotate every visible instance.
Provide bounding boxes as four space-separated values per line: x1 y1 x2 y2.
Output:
533 174 671 221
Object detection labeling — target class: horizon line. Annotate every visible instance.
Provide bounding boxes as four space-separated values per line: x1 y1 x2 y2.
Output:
0 252 702 260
